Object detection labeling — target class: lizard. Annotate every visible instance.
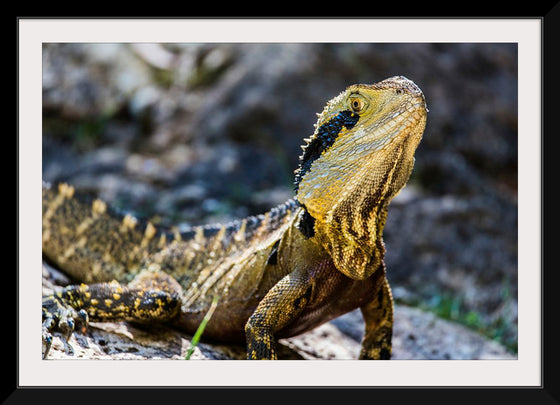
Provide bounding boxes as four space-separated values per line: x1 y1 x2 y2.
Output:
42 75 428 360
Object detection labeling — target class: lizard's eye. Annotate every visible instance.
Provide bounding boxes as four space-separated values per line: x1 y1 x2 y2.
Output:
349 96 365 113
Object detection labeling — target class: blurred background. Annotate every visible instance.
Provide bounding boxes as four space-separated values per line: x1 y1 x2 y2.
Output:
42 43 518 353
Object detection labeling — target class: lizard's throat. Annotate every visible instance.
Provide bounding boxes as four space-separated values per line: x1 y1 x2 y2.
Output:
296 138 417 280
297 133 414 222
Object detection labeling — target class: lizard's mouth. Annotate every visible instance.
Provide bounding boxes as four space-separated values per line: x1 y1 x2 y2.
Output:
336 99 427 155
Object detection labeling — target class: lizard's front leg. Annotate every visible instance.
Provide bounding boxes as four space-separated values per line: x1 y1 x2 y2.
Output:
245 269 313 360
42 269 182 358
359 276 394 360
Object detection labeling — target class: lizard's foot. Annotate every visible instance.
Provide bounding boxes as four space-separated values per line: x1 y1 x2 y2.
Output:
42 294 88 359
358 325 392 360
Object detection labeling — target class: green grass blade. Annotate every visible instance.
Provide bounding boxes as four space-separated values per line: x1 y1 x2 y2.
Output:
185 296 219 360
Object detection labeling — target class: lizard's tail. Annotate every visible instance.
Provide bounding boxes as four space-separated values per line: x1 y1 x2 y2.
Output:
42 181 168 284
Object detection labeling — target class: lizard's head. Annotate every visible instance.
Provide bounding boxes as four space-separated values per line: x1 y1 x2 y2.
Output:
294 76 428 279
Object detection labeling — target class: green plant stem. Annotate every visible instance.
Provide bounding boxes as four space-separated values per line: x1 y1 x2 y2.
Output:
185 296 219 360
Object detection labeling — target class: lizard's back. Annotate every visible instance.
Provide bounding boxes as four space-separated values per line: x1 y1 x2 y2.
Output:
42 182 300 340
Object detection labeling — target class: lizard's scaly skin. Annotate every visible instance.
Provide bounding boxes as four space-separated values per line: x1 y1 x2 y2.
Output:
42 76 428 359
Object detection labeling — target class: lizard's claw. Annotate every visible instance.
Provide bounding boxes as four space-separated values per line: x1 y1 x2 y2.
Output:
42 327 53 360
42 296 89 359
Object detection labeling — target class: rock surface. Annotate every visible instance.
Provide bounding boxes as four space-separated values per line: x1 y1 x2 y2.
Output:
43 263 514 360
43 299 514 361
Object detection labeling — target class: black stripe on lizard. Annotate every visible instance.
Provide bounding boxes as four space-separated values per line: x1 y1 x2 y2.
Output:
293 109 359 239
294 109 360 193
42 76 428 360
